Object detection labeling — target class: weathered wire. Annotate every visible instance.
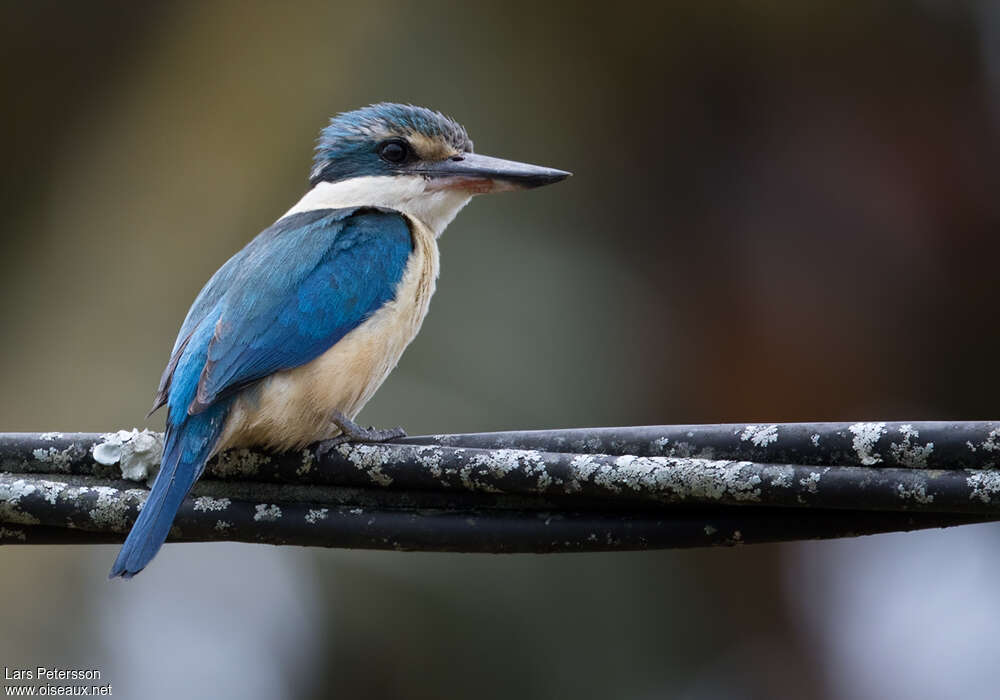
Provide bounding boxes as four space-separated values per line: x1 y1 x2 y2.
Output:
1 423 998 550
397 421 1000 468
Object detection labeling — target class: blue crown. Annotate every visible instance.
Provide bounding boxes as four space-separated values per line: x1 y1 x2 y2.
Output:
310 103 472 185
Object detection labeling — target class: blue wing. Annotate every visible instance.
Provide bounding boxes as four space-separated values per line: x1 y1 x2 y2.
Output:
110 206 412 578
155 206 413 418
150 239 250 414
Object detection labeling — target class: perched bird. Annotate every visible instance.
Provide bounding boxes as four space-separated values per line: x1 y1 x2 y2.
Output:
110 103 570 578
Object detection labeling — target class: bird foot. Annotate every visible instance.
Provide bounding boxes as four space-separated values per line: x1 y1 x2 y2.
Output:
317 410 407 458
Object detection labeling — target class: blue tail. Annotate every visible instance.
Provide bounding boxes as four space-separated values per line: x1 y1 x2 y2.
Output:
109 404 229 579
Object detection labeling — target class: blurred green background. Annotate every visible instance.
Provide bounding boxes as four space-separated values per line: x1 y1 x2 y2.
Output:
3 1 1000 698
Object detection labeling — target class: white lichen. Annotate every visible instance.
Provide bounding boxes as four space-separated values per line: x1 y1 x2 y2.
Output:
982 428 1000 453
570 453 766 503
31 446 75 473
521 450 552 492
88 485 133 531
0 479 42 525
769 466 795 488
415 446 444 478
341 444 394 486
295 450 315 476
253 504 282 522
668 441 696 458
459 448 552 492
849 422 887 465
799 471 822 494
193 496 231 512
92 429 164 482
30 479 66 505
896 482 934 504
305 508 329 524
889 424 934 469
212 448 272 478
967 471 1000 504
648 437 670 454
479 449 522 478
739 424 779 447
570 453 602 482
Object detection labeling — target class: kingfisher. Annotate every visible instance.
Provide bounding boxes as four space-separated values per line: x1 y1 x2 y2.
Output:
109 103 570 578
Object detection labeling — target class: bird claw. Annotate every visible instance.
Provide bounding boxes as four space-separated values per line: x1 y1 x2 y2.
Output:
316 411 407 459
315 435 350 461
337 423 407 443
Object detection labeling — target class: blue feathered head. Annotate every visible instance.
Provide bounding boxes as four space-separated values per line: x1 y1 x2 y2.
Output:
310 103 473 186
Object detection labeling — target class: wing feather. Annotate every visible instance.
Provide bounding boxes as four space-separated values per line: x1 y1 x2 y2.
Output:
153 206 413 419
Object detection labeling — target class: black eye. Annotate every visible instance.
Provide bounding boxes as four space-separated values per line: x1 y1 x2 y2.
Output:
378 139 410 164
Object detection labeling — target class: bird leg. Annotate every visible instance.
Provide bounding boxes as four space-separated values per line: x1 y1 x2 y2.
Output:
320 410 407 452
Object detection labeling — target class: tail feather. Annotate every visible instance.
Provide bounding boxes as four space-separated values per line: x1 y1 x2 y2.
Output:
109 406 228 579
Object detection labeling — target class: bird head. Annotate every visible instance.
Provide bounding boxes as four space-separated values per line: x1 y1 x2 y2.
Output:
302 103 570 234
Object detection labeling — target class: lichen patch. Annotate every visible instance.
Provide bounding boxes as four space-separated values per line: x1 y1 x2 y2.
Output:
193 496 231 512
92 429 164 482
341 444 394 486
31 446 75 473
88 485 133 531
254 504 282 522
0 479 42 525
213 448 272 478
889 424 934 468
306 508 329 524
967 471 1000 504
849 422 887 465
740 424 778 447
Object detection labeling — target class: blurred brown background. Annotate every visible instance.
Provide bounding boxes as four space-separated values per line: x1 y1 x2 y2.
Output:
3 1 1000 698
